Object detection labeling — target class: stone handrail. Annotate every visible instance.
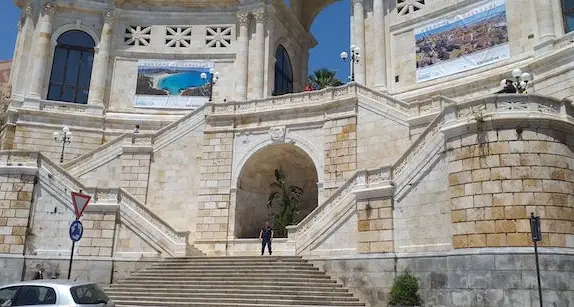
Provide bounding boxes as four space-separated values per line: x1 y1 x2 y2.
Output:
286 166 392 252
0 150 189 257
63 105 206 176
355 83 411 114
286 94 573 254
210 84 357 115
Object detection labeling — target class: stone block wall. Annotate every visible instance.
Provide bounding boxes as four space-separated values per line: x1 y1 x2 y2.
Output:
77 212 115 257
356 106 411 169
324 116 357 197
120 151 152 202
12 125 102 163
357 197 393 254
0 174 34 255
196 131 234 242
448 128 574 249
311 252 574 307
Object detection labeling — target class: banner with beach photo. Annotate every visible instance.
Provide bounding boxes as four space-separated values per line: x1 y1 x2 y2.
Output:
134 60 215 109
415 0 509 83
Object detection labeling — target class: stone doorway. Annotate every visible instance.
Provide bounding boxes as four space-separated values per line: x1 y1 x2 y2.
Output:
235 143 318 238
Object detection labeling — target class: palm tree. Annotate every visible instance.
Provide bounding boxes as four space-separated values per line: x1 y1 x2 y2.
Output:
308 68 344 90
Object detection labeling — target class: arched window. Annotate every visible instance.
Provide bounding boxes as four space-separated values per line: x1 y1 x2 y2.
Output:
273 45 293 96
47 30 95 104
564 0 574 32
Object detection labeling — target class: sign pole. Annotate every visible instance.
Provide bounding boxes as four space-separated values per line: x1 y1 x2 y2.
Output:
68 190 90 280
67 228 76 280
530 212 543 307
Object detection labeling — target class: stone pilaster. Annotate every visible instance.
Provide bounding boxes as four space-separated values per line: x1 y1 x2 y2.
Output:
251 7 266 99
448 128 574 249
87 10 116 106
196 132 234 242
372 0 386 89
120 136 153 203
357 197 393 253
324 117 357 197
28 1 56 99
352 0 366 84
12 3 33 99
235 11 250 101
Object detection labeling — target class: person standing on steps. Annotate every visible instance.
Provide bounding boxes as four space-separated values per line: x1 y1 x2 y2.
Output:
259 221 273 256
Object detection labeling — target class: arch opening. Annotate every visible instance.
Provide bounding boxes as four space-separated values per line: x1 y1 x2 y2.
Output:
47 30 95 104
235 143 318 238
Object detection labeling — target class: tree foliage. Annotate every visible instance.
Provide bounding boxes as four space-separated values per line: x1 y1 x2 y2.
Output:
308 68 344 89
388 270 422 306
267 168 303 238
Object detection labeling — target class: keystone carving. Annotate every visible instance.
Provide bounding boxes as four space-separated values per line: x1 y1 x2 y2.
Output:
269 126 286 144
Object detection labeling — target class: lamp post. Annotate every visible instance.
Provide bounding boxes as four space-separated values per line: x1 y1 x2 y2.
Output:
500 68 533 94
200 68 220 102
340 45 361 82
53 126 72 163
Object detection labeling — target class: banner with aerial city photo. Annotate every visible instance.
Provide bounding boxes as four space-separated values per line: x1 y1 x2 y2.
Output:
134 60 214 109
415 0 509 83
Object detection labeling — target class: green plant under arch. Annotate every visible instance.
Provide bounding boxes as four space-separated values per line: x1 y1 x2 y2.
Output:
267 168 304 238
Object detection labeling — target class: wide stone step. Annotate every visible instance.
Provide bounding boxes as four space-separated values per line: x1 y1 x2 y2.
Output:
115 303 362 307
110 280 340 288
107 284 347 292
105 288 353 297
107 291 359 301
164 256 304 261
150 261 308 267
124 275 333 282
140 266 320 273
125 276 336 284
111 297 365 306
132 272 328 278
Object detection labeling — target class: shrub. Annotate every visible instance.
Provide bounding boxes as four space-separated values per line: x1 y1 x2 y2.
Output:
388 270 422 306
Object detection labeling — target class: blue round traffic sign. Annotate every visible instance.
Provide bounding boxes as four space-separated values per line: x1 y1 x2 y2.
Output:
69 220 83 242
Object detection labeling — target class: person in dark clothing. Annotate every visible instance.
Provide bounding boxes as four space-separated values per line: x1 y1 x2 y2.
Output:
33 266 45 280
496 79 517 94
259 221 273 256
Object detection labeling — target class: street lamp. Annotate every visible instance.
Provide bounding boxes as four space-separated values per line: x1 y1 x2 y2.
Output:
499 68 533 94
340 45 361 82
53 126 72 163
200 68 220 102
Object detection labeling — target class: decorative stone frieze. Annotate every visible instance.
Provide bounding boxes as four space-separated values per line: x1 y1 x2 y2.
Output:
124 25 151 46
205 26 232 48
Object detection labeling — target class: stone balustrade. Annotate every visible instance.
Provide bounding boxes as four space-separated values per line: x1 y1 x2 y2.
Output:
0 150 189 257
287 94 574 254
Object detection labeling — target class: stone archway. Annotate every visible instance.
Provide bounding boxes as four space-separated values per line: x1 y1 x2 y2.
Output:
235 143 318 238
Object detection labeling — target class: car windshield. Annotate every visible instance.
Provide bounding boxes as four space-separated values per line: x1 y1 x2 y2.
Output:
70 284 109 304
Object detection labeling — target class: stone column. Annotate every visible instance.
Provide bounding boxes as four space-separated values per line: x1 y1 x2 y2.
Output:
373 0 386 89
535 0 556 42
352 0 366 84
28 1 56 99
11 3 33 98
252 7 266 99
87 10 115 106
234 11 250 101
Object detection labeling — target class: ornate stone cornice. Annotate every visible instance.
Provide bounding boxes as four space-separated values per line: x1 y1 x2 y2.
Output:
237 10 251 26
42 1 57 17
103 9 116 24
252 7 267 23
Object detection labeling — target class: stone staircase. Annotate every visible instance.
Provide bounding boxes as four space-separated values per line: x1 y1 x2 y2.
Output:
106 256 365 307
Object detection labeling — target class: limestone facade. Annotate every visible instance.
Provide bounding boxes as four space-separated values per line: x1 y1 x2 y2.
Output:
1 0 574 306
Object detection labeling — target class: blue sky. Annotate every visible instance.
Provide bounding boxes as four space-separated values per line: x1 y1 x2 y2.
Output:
0 1 350 81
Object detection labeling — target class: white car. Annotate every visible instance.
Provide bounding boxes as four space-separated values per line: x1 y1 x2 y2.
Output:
0 280 114 307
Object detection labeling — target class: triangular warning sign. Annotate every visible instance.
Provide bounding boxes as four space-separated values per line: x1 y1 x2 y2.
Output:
72 191 91 220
